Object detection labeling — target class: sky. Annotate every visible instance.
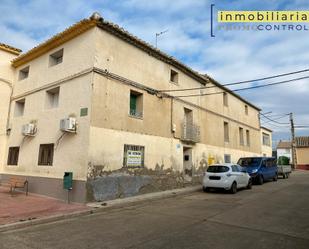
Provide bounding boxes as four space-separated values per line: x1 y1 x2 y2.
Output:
1 0 309 146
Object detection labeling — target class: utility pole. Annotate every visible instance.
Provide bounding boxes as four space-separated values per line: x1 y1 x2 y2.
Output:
289 112 297 169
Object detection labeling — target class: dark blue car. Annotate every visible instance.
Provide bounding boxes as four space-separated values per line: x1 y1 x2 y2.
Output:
237 157 278 185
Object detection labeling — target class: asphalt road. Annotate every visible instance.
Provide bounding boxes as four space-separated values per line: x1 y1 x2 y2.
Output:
1 171 309 249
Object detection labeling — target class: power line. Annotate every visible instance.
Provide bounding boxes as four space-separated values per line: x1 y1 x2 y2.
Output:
158 68 309 92
260 112 309 129
260 113 290 125
172 75 309 98
261 113 290 117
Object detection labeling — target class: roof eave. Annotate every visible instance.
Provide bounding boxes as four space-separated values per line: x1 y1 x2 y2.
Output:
0 43 21 55
11 19 97 68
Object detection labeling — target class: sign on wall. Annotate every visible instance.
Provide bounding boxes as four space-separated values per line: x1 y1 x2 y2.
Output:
127 150 143 167
123 144 145 168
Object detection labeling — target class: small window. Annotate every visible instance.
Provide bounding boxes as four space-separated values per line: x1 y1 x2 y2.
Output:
224 122 229 142
170 69 178 83
246 130 250 146
245 105 248 115
123 144 145 168
46 87 60 109
129 90 143 118
7 147 20 165
239 127 244 145
19 66 29 80
49 49 63 67
14 99 25 117
224 154 231 163
38 144 54 166
223 92 228 106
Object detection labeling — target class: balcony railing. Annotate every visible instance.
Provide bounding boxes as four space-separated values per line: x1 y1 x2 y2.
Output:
181 122 200 143
129 109 143 118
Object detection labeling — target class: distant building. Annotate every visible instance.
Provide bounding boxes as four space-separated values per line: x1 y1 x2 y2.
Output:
277 140 292 162
295 136 309 170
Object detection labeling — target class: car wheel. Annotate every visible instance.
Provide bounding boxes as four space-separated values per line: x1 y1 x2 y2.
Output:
257 175 264 185
247 179 252 189
273 174 278 181
230 182 237 194
203 187 209 192
283 173 286 179
286 173 289 179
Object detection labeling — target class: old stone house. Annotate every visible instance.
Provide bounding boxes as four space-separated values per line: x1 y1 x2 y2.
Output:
0 13 268 202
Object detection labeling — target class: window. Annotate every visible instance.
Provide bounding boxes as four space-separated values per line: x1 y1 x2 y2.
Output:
224 154 231 163
239 127 244 145
129 90 143 118
19 66 29 80
46 87 60 109
207 166 229 173
245 105 248 115
7 147 20 165
224 122 229 142
184 108 193 124
49 49 63 67
262 133 270 146
14 99 25 117
231 165 239 172
123 144 145 168
223 92 228 106
246 130 250 146
170 69 179 83
38 144 54 166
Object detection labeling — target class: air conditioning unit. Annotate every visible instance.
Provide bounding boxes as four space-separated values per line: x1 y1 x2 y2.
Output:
60 117 77 132
22 123 37 136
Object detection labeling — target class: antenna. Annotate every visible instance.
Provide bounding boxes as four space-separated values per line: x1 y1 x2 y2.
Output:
155 29 168 48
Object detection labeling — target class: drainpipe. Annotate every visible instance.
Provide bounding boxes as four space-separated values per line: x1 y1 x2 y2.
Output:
170 97 180 139
0 78 13 135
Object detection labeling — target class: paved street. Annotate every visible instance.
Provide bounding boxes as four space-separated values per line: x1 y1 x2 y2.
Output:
1 171 309 249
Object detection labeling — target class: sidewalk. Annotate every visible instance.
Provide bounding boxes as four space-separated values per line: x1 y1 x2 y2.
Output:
0 186 89 226
0 185 200 232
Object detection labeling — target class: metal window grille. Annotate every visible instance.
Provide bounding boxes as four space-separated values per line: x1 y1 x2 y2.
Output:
123 144 145 168
38 144 54 166
7 147 20 165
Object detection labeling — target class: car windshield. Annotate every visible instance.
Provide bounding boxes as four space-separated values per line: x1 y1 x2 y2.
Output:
207 166 229 173
238 158 262 167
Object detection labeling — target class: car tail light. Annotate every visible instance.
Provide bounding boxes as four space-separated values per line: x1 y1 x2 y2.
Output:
226 173 231 177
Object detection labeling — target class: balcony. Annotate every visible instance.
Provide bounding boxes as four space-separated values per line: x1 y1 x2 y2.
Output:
129 109 143 119
181 122 200 143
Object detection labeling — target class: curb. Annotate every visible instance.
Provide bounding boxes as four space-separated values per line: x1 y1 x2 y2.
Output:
0 185 201 233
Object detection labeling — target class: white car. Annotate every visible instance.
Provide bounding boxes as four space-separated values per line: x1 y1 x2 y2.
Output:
202 163 252 194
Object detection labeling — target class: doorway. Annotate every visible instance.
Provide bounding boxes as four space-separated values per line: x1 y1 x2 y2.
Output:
183 146 193 181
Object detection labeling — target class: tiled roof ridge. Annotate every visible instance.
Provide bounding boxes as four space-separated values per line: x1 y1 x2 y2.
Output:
0 43 22 55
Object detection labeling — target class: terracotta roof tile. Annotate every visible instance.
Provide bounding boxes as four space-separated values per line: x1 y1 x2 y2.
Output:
277 141 291 149
0 43 22 55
